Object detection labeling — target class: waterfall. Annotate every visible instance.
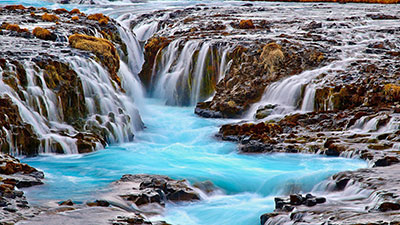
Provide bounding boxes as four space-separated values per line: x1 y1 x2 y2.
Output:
151 39 231 106
246 58 354 120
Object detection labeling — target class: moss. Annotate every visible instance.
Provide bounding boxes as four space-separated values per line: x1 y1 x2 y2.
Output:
5 24 20 32
41 13 59 22
260 42 284 73
70 8 81 14
33 27 54 40
68 34 121 88
4 5 26 10
87 13 109 25
239 20 255 29
71 16 79 21
384 84 400 101
53 8 69 14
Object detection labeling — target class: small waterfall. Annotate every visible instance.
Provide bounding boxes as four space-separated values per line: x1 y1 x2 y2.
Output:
191 42 211 105
246 58 353 120
133 21 159 42
0 22 146 155
151 40 231 106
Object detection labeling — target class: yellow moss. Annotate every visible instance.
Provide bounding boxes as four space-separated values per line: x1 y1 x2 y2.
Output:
87 13 109 25
19 28 29 33
384 84 400 100
42 13 59 22
70 8 81 14
33 27 52 40
5 24 20 32
71 16 79 21
260 42 284 72
30 12 36 17
68 34 120 86
239 20 255 29
4 5 26 10
53 8 69 14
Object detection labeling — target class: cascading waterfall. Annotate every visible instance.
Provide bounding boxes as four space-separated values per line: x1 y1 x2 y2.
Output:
0 22 145 154
151 39 231 106
246 58 353 120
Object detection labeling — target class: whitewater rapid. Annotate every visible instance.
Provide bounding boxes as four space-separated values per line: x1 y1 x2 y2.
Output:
22 99 366 225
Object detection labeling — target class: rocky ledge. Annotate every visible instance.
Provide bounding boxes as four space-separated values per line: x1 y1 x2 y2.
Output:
17 174 206 225
261 164 400 224
0 154 44 224
0 5 142 155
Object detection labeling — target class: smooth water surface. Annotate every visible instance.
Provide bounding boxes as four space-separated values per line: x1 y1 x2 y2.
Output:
23 99 366 225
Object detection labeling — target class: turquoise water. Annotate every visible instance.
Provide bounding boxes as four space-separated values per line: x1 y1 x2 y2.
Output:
22 99 366 225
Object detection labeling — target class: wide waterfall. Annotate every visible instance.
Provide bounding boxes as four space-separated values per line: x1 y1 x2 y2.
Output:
1 1 399 225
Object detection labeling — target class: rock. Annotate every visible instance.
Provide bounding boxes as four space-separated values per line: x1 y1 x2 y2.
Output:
304 198 317 207
59 199 74 206
378 202 400 212
193 180 217 194
113 174 200 207
260 213 279 225
373 156 400 167
86 200 110 207
290 194 303 205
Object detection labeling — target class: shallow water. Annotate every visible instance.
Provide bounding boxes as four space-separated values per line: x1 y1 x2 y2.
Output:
22 99 366 225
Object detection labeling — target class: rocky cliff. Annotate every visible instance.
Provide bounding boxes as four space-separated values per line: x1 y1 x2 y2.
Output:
0 5 143 155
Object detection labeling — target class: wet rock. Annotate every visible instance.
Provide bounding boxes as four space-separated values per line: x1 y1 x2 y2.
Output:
59 199 74 206
373 156 400 167
0 154 43 223
86 200 110 207
113 174 200 207
378 202 400 212
367 14 399 20
193 180 217 194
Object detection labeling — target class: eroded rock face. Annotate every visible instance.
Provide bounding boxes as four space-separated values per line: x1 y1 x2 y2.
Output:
0 154 44 224
0 5 142 155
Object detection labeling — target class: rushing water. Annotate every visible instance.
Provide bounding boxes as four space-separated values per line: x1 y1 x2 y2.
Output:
22 99 366 225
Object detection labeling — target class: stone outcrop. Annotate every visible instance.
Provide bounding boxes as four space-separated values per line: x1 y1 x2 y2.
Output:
261 164 400 224
17 174 202 225
112 174 201 207
0 5 141 155
0 154 44 224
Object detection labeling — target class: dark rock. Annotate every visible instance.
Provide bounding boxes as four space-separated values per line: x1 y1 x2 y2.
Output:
274 197 285 210
290 194 303 205
3 207 17 212
373 156 400 167
86 200 110 207
316 197 326 204
59 199 74 206
335 178 350 191
378 202 400 212
113 174 200 207
304 198 317 207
